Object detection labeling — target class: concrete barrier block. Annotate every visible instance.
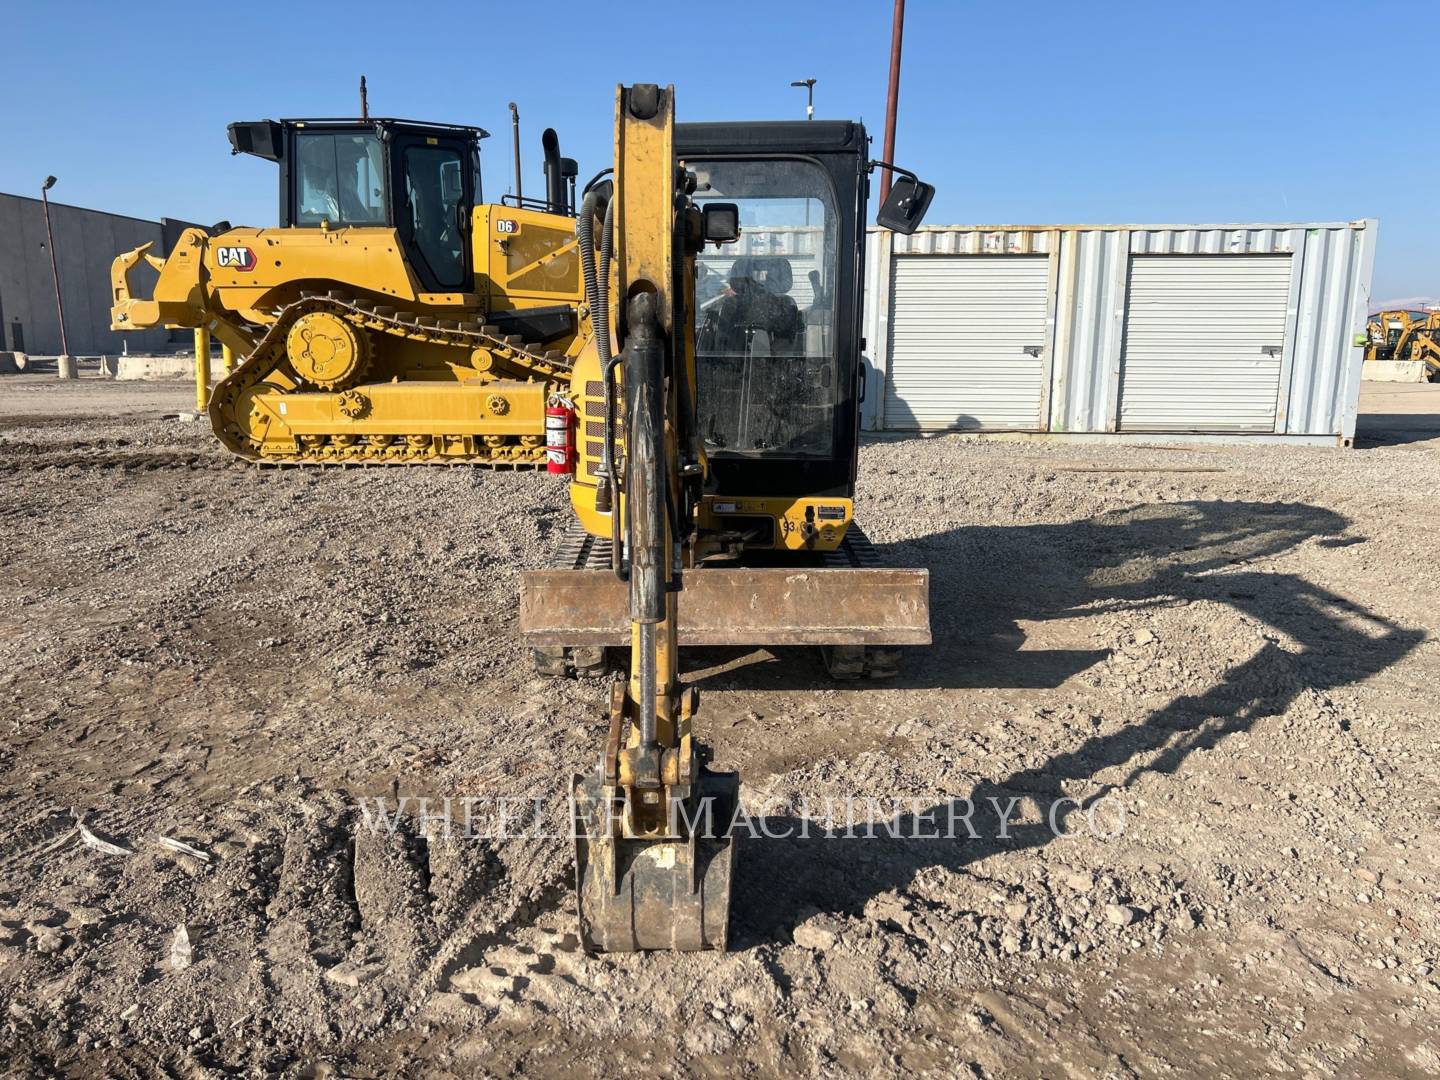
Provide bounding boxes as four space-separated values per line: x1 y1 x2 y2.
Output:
116 354 205 381
0 351 26 373
56 355 78 379
1362 360 1429 383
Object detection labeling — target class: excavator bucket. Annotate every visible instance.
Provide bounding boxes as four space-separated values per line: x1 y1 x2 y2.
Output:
572 767 740 952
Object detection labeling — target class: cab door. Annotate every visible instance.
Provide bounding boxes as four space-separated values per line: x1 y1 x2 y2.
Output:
392 133 473 292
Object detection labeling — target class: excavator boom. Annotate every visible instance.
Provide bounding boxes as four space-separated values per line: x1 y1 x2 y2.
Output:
570 85 738 952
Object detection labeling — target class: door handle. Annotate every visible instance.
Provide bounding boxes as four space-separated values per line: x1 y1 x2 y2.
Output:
1022 345 1043 357
1259 345 1282 357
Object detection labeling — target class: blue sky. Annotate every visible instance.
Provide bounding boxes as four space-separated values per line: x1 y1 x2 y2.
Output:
4 0 1435 302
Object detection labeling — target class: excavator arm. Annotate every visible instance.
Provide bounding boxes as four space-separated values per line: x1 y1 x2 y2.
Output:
569 84 739 953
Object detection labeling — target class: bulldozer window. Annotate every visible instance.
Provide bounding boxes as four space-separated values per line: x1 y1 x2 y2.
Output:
691 159 838 461
403 146 467 288
294 133 386 227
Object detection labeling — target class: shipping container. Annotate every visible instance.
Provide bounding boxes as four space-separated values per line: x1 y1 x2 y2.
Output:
860 222 1377 446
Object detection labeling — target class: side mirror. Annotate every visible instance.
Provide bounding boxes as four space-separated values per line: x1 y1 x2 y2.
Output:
876 175 935 235
702 202 741 244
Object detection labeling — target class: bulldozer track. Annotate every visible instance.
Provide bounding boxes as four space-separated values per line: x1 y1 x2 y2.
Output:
209 292 573 467
0 449 225 473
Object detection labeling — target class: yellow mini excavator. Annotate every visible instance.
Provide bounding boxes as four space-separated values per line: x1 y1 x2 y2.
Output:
111 116 587 465
522 84 934 951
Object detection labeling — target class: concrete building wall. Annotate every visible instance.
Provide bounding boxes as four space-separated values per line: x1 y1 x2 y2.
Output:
0 192 180 356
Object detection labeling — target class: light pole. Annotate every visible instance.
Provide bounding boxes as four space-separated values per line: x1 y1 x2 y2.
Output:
40 176 73 370
790 78 816 121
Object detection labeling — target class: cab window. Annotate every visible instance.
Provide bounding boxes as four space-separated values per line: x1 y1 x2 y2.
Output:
404 145 466 288
692 159 838 461
294 133 386 226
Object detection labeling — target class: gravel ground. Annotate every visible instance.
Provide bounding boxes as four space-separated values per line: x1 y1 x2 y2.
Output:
2 375 1439 1078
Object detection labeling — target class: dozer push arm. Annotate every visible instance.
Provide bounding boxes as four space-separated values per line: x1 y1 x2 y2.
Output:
110 228 258 356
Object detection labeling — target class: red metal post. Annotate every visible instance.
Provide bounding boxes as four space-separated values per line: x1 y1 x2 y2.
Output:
879 0 906 206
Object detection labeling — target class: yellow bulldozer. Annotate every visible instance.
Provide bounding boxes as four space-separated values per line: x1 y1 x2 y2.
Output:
1366 308 1440 379
112 115 587 465
118 81 938 951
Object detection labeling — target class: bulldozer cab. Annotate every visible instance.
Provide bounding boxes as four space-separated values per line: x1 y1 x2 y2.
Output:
228 118 487 292
678 121 870 501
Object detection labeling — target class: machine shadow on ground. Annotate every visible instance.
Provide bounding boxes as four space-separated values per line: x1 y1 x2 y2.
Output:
687 500 1356 694
1353 416 1440 448
722 499 1425 947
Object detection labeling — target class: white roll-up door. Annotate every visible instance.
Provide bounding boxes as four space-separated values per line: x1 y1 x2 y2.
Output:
884 256 1051 430
1118 255 1292 432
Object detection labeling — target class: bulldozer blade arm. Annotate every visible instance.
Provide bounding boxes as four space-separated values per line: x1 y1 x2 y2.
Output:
523 567 930 647
110 229 211 332
573 768 739 953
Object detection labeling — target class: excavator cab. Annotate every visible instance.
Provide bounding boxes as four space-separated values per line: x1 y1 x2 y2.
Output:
681 122 870 511
228 118 486 291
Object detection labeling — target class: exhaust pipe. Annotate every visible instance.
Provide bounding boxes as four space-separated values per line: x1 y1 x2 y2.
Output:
542 128 565 215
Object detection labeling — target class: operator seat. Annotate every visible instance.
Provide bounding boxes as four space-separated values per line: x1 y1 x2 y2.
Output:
706 256 803 355
696 256 811 453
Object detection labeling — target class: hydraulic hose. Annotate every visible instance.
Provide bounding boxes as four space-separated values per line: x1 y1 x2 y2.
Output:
597 200 628 580
577 190 601 334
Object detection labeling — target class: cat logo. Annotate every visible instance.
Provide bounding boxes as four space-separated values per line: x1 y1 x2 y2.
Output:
215 245 257 271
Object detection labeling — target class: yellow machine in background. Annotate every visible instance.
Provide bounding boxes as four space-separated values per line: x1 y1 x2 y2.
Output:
112 118 584 464
1366 308 1440 379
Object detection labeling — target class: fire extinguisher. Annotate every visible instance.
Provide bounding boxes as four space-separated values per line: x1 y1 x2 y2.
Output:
545 394 575 475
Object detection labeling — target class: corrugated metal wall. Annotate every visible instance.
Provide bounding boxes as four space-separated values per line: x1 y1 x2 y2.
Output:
862 221 1378 445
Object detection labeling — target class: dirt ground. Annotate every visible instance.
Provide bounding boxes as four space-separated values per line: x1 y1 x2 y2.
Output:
2 373 1439 1078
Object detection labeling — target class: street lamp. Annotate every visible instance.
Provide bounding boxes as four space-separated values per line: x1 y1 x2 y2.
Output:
790 78 816 121
39 175 72 366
